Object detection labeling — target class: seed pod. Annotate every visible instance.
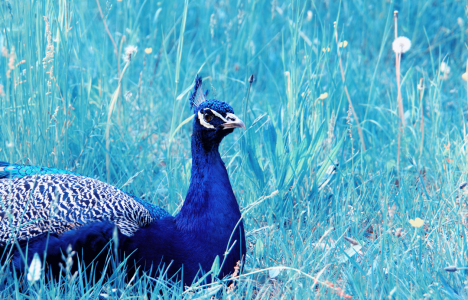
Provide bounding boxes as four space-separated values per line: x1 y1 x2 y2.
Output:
249 74 254 84
460 182 467 190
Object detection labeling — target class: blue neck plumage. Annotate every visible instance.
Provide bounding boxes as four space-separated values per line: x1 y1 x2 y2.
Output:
175 133 239 232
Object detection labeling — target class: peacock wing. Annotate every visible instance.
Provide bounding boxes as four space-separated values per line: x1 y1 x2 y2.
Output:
0 173 169 244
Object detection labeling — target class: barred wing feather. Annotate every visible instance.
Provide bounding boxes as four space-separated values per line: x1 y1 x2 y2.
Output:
0 173 169 244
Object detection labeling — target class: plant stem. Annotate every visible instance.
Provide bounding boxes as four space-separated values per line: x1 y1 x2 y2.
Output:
334 23 366 151
95 0 118 60
106 62 130 183
394 10 404 167
419 78 424 156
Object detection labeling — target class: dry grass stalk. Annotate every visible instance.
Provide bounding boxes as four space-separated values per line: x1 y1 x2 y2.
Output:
346 104 355 155
418 78 424 155
321 280 353 299
227 260 242 295
117 35 126 126
394 11 403 167
43 16 65 109
96 0 124 126
95 0 118 58
106 60 132 182
137 55 147 106
333 22 366 151
42 17 54 70
392 11 411 166
394 12 405 128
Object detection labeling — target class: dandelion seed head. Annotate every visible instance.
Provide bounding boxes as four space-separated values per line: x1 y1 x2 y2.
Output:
392 36 411 54
123 45 137 62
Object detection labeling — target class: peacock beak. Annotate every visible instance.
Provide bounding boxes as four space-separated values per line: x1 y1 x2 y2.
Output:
221 113 246 130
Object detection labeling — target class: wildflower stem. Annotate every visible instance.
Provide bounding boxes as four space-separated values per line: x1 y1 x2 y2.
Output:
95 0 118 59
394 10 404 167
106 62 131 183
397 121 401 166
419 78 424 156
148 46 163 88
394 11 404 127
117 35 126 126
334 23 366 151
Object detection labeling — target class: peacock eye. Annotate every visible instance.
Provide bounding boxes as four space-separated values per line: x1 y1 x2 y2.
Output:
203 111 214 122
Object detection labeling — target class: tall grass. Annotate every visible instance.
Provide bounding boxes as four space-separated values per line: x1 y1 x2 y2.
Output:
0 0 468 298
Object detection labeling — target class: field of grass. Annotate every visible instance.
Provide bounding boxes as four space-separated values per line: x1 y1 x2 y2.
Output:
1 0 468 298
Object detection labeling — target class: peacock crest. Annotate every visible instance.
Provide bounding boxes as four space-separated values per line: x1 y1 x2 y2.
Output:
189 74 209 110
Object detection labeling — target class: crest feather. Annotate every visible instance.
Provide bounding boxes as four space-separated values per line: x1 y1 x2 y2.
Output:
189 75 207 110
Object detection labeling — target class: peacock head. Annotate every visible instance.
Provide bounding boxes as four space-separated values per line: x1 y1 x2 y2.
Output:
189 75 245 149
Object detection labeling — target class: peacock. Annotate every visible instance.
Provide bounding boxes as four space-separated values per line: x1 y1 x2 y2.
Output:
0 74 246 285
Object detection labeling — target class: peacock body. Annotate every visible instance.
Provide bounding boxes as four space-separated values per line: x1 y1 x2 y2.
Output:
0 75 246 284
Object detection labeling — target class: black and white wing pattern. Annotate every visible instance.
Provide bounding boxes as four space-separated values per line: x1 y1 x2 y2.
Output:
0 174 168 244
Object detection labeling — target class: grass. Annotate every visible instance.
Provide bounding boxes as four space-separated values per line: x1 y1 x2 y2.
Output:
1 0 468 298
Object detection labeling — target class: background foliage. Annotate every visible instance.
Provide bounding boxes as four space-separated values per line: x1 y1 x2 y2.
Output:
1 0 468 298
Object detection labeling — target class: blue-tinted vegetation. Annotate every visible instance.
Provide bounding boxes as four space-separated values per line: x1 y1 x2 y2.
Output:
0 0 467 298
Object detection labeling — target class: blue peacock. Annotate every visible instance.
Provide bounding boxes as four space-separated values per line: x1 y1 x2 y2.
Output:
0 75 246 284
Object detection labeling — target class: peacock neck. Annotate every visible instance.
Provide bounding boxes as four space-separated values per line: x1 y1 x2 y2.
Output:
190 136 221 166
175 135 240 232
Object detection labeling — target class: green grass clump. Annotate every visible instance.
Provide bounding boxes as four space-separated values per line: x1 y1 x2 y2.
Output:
1 0 468 298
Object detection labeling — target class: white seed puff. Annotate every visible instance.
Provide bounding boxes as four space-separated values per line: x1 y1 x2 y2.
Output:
392 36 411 54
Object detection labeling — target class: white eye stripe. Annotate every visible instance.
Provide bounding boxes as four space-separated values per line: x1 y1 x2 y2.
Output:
208 109 229 123
197 109 234 129
197 111 215 129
